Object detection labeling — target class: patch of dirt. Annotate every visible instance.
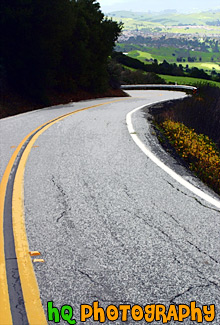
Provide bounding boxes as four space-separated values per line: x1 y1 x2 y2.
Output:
0 88 128 119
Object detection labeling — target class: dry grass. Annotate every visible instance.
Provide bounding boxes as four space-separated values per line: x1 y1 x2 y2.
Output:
160 120 220 195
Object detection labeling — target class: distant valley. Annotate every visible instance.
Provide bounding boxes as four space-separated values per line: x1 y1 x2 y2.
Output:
108 10 220 36
108 10 220 78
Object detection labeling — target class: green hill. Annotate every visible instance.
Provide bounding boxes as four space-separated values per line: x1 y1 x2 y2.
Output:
108 10 220 34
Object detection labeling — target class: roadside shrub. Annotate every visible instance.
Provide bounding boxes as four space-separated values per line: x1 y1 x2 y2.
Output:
160 120 220 195
152 84 220 149
121 69 165 85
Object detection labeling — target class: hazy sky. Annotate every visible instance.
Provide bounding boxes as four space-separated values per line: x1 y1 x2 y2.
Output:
99 0 220 13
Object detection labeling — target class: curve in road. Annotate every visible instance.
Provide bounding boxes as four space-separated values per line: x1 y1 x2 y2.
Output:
0 90 219 324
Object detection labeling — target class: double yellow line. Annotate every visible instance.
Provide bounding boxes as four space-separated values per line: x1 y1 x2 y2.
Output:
0 99 128 324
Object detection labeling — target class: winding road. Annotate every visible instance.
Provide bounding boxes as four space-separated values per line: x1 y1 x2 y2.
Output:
0 90 220 324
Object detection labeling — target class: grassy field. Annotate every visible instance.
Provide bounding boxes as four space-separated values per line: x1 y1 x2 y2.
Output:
126 48 220 65
158 74 220 87
125 48 220 74
128 50 154 61
127 48 179 63
181 62 220 72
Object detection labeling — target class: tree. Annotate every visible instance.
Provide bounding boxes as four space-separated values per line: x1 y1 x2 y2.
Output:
70 0 122 92
213 41 219 53
1 0 75 101
107 59 122 89
189 67 210 80
1 0 34 95
1 0 122 102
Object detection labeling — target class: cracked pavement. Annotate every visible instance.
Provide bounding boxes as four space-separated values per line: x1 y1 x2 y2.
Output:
1 91 220 324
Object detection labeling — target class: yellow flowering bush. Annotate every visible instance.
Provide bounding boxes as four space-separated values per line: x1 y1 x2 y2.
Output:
160 120 220 195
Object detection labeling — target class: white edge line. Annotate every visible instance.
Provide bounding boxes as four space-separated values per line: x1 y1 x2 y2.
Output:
126 102 220 210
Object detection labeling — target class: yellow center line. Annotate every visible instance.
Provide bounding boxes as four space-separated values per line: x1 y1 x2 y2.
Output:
0 97 129 324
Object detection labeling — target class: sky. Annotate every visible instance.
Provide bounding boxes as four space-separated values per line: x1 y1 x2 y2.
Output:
99 0 220 13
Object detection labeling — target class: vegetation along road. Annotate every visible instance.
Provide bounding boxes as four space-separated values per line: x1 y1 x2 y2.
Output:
0 90 220 324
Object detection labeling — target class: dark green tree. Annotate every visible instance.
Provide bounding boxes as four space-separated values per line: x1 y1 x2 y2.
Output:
1 0 122 103
1 0 75 102
70 0 122 92
1 0 33 95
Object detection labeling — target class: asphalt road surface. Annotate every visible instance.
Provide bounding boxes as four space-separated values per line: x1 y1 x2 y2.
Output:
1 90 220 324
